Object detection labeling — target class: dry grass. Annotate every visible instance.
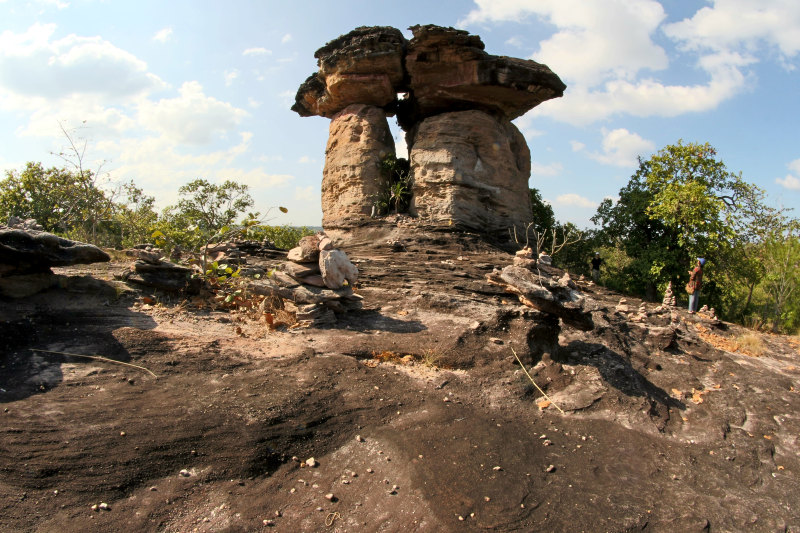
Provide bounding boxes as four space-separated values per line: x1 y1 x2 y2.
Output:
736 333 766 356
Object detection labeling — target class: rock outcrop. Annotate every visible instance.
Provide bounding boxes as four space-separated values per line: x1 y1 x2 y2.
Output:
321 104 396 229
292 24 565 242
400 24 567 127
409 110 532 236
0 227 110 276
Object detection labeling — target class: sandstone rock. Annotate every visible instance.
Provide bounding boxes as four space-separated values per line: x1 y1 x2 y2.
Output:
292 26 406 118
0 273 59 298
400 25 565 127
322 104 395 229
538 253 552 265
7 217 44 231
487 265 595 331
318 237 334 251
287 235 321 263
319 249 359 289
409 110 532 237
284 261 321 279
0 228 110 275
124 260 201 293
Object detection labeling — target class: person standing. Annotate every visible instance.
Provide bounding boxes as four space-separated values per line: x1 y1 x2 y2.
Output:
590 252 603 283
687 258 705 313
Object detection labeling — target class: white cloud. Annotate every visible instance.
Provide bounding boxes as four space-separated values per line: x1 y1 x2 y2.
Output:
664 0 800 62
776 158 800 190
247 97 262 108
243 47 272 56
298 155 313 164
776 175 800 190
460 0 787 124
554 193 597 208
505 36 523 48
217 167 294 190
224 69 239 86
137 81 249 144
531 161 563 176
461 0 668 85
294 185 316 202
586 128 654 167
281 33 292 44
153 27 173 43
0 23 165 102
570 140 585 152
394 135 408 159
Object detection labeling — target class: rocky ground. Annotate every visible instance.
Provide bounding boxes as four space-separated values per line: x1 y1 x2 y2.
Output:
2 229 799 532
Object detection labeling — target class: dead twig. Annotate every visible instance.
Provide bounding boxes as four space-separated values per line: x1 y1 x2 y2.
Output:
30 349 158 378
511 347 565 415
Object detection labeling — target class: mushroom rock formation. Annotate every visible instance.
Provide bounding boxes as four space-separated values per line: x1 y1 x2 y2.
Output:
322 104 395 229
292 26 406 118
399 25 566 128
292 24 565 241
409 110 532 236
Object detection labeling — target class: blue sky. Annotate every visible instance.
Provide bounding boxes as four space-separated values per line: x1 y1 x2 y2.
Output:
1 0 798 228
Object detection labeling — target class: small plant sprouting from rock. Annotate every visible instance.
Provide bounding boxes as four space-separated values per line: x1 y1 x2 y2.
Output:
374 154 411 216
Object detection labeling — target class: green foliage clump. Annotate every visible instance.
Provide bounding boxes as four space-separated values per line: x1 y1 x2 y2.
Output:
374 154 411 215
592 140 799 332
244 224 317 250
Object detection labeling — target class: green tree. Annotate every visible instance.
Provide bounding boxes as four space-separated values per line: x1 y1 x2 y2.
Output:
153 178 255 251
593 140 769 306
174 178 254 234
114 181 159 248
0 162 109 235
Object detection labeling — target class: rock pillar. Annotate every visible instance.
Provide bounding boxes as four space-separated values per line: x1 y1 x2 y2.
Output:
321 104 395 229
409 110 532 236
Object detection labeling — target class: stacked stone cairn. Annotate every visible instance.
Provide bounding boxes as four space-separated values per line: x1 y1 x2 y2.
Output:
292 25 565 241
655 281 676 311
513 246 537 270
123 246 201 294
253 233 363 327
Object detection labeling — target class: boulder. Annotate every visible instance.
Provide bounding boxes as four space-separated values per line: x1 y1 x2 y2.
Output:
319 249 359 289
123 260 201 293
409 110 532 237
292 26 406 118
0 228 110 275
399 25 565 127
487 265 596 331
322 104 396 229
287 235 321 263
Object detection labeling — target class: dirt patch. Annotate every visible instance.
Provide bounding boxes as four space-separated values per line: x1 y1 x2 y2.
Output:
2 234 799 532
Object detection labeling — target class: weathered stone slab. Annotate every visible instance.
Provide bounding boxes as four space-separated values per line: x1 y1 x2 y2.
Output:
409 110 532 237
0 228 110 275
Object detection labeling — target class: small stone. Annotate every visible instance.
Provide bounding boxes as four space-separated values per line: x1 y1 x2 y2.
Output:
542 439 552 446
545 464 556 473
149 486 157 491
263 519 275 526
458 515 465 521
325 493 335 501
492 466 502 471
98 502 109 510
341 479 350 485
366 468 374 473
355 435 365 442
316 506 324 512
179 469 190 477
289 488 296 494
120 431 126 437
91 504 98 512
305 457 317 468
351 472 358 478
443 397 450 403
484 496 491 502
392 484 399 491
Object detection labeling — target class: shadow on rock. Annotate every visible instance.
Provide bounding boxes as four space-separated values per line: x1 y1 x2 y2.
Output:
343 309 427 333
559 340 685 410
0 307 157 403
